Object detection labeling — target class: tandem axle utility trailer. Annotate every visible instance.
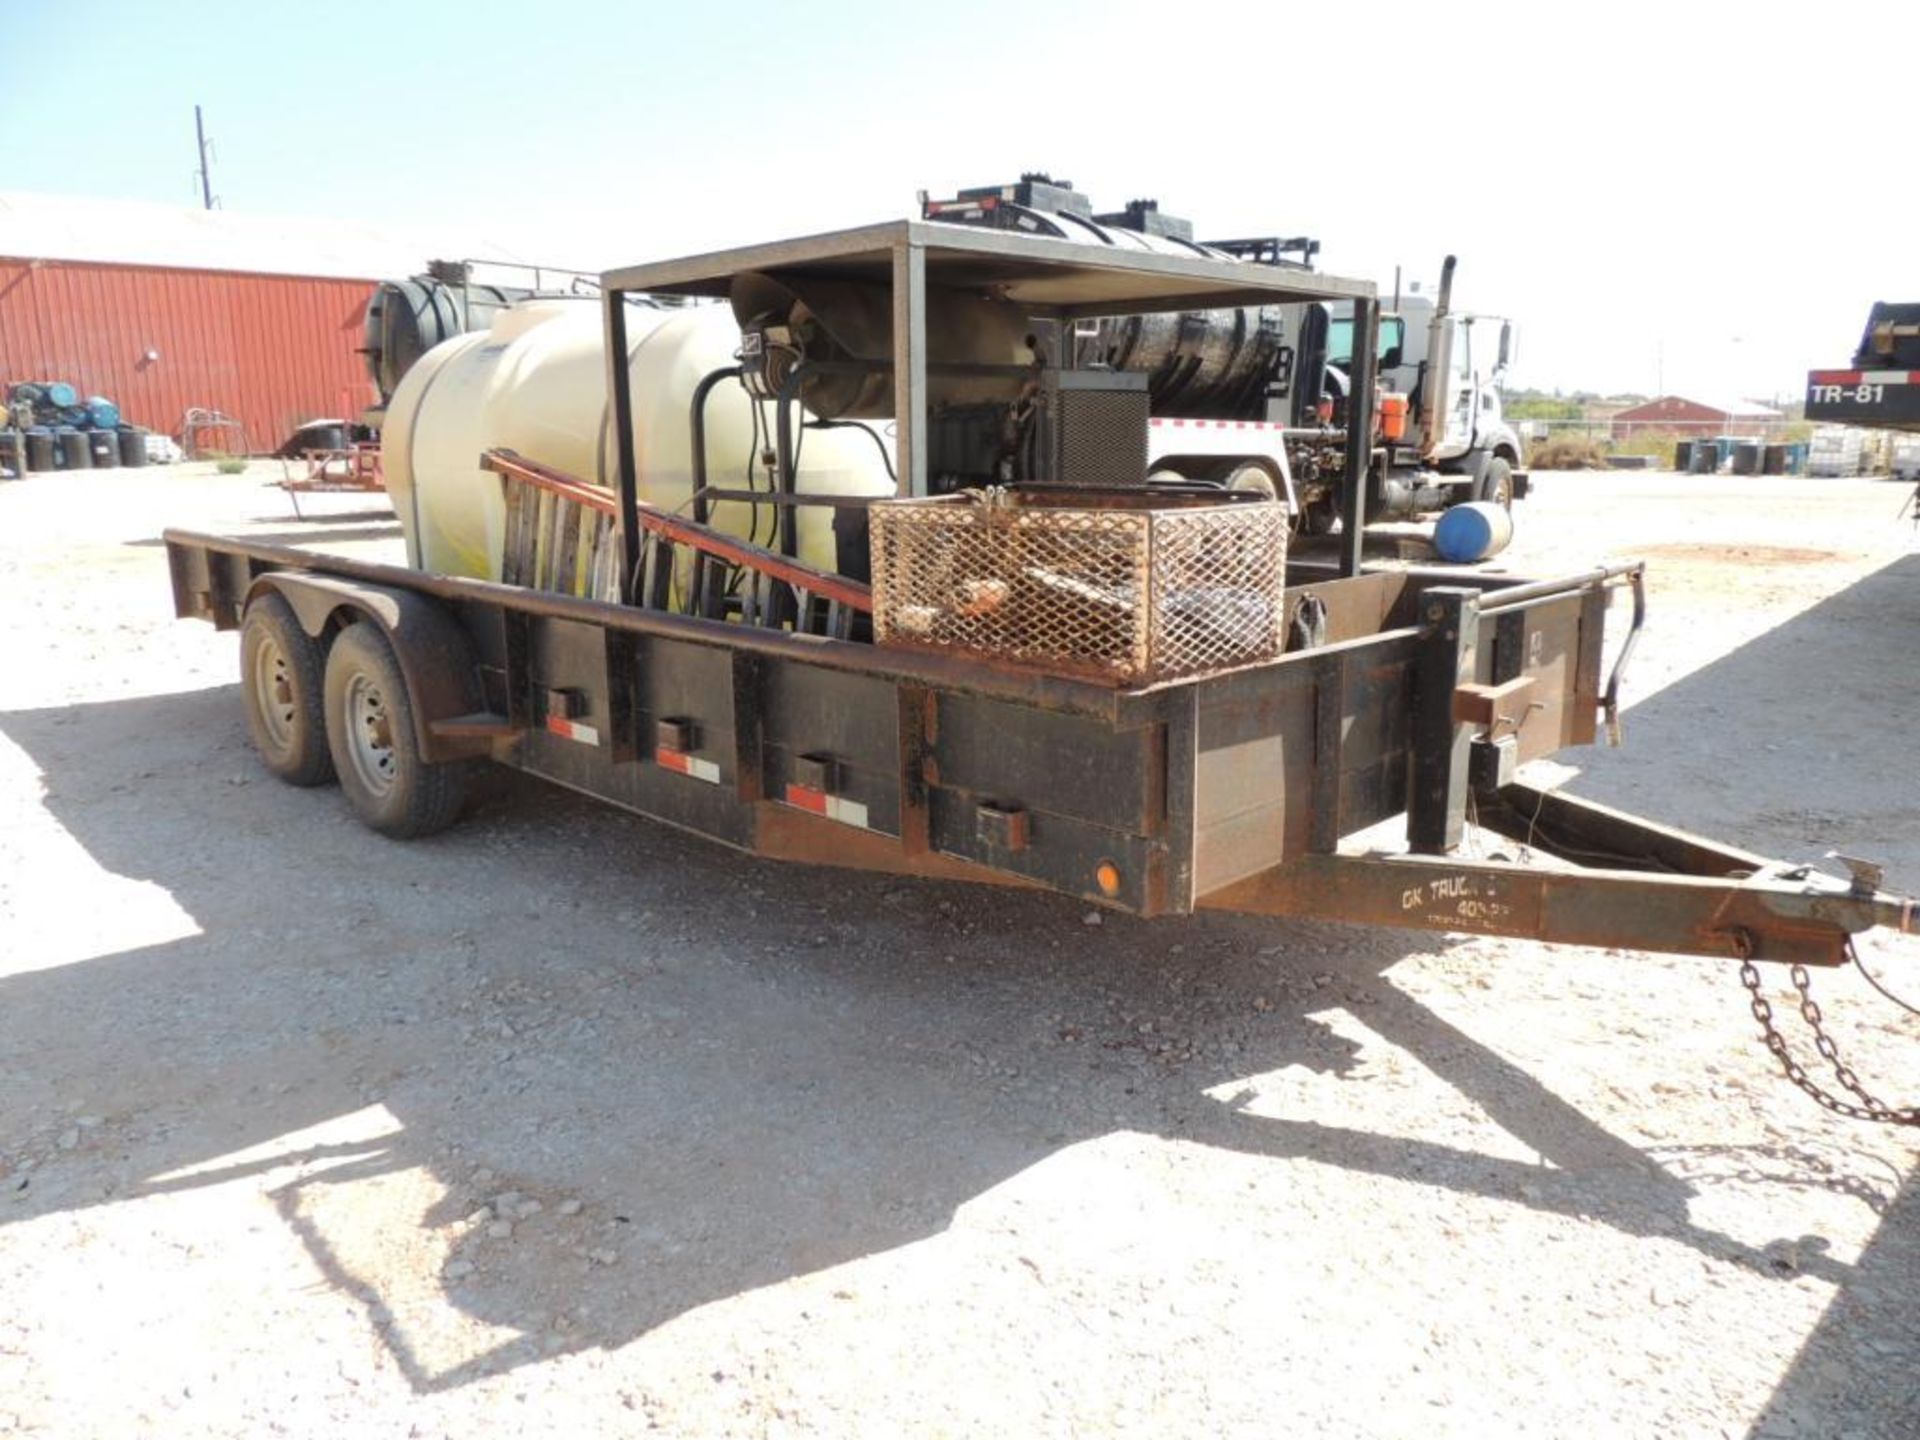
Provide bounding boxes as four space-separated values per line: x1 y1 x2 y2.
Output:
166 223 1913 1005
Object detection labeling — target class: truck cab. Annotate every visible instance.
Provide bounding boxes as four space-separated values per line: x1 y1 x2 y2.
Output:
1325 287 1526 507
918 178 1526 531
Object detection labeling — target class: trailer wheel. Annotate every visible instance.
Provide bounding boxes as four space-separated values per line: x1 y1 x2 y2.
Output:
323 620 470 838
239 592 335 787
1480 456 1515 509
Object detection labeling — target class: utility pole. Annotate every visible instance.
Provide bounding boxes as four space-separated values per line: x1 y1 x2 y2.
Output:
194 105 216 210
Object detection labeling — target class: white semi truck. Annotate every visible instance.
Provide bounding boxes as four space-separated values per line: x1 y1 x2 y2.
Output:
922 177 1527 534
1343 262 1526 508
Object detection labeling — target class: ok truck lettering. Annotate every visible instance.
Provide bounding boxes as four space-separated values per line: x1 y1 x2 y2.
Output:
1401 874 1517 926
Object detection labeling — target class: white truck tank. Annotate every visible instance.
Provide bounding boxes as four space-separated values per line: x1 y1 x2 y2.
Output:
382 299 893 580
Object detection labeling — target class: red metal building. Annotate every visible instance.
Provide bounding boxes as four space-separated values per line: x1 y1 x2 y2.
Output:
1607 394 1782 439
0 191 495 453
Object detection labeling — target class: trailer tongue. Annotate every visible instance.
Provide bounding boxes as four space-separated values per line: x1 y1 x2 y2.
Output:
164 218 1916 1122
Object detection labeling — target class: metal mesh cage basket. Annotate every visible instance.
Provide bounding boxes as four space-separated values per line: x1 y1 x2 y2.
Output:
870 488 1288 685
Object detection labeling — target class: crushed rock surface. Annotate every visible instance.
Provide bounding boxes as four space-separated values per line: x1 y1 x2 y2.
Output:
1 464 1917 1437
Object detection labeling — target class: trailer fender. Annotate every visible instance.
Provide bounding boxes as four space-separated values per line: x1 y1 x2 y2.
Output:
244 573 489 761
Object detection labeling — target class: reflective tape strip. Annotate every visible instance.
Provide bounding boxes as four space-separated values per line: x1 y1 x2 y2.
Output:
545 716 600 746
656 748 721 783
1810 370 1920 385
783 784 869 829
1150 415 1285 432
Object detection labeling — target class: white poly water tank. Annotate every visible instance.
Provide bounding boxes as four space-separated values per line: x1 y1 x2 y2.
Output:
382 299 894 580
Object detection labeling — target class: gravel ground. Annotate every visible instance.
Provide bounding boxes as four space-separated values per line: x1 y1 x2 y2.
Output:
1 462 1917 1438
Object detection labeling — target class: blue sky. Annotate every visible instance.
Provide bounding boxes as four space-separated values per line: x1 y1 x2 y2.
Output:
5 0 1917 400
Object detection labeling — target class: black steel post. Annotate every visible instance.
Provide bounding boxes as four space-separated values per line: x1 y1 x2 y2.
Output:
773 376 806 559
689 364 740 617
603 290 640 601
1338 295 1379 578
1408 585 1478 853
688 365 740 530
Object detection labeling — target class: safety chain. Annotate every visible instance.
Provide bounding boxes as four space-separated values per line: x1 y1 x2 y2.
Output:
1740 953 1920 1127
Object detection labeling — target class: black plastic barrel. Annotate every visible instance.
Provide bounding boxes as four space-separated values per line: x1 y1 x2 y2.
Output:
118 426 149 467
1731 442 1762 476
1762 443 1787 475
25 428 56 471
281 419 348 455
58 427 91 469
1690 442 1718 474
1673 440 1694 471
0 430 20 473
89 431 118 467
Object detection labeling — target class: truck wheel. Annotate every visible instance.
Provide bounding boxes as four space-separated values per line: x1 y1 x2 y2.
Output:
1224 462 1281 501
1480 456 1515 509
239 592 335 787
323 620 470 838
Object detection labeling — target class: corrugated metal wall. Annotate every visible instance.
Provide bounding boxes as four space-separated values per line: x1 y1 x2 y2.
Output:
0 258 376 451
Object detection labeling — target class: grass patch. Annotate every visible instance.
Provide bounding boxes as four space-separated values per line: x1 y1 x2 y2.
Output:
1609 431 1688 464
1527 434 1610 469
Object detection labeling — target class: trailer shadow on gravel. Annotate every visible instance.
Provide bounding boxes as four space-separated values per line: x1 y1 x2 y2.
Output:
1570 550 1920 889
1545 547 1920 1438
1553 549 1920 1437
3 664 1907 1396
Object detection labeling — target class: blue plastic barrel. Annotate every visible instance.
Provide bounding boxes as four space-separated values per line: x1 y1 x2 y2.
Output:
1433 500 1515 563
84 396 120 430
44 381 78 408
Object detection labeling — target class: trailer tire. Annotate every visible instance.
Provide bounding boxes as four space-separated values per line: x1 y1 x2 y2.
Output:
1479 456 1515 509
239 593 335 787
323 620 470 838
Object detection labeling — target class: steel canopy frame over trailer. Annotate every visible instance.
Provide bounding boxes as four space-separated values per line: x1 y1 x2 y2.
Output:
600 220 1383 579
165 222 1914 974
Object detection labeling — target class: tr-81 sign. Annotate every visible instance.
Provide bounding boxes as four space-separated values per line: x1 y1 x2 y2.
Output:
1805 370 1920 427
1809 382 1885 406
